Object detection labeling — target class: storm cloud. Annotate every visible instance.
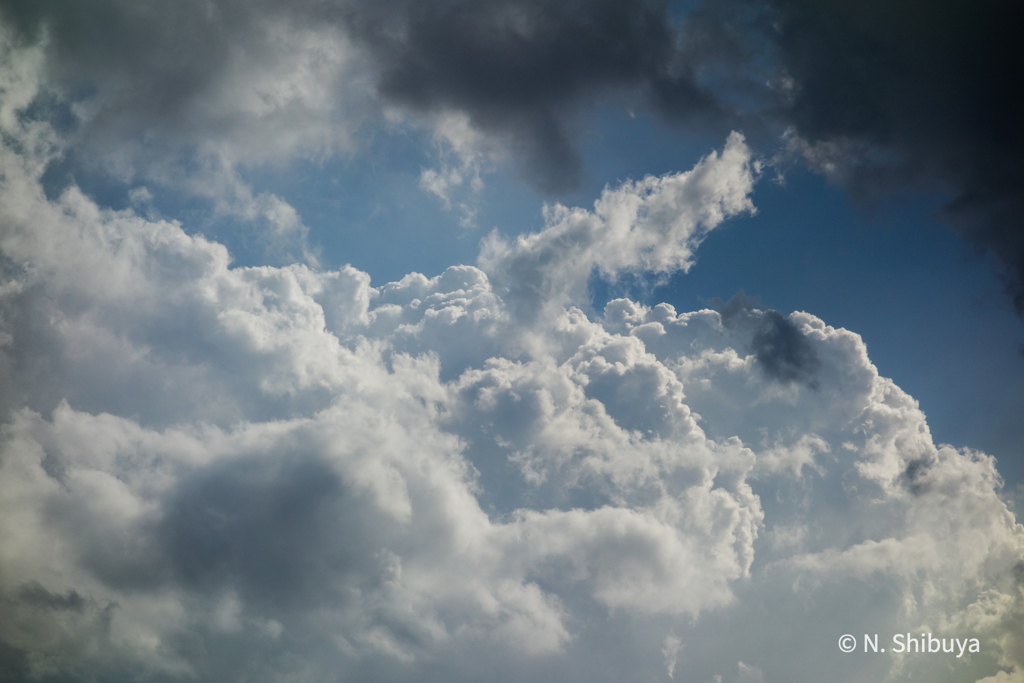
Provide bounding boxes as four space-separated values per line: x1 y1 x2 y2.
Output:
355 0 1024 316
341 0 726 192
755 0 1024 315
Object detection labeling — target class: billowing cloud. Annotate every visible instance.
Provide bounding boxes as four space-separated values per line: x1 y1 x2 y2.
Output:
480 131 757 320
1 63 1022 683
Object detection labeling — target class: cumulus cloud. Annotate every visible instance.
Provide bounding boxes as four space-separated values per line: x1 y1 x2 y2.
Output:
480 131 757 321
1 68 1022 683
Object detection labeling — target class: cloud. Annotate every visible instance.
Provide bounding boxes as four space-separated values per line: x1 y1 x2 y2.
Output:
363 0 1024 320
415 111 490 227
7 0 1019 330
747 0 1024 316
0 0 373 258
480 131 757 321
344 0 725 193
0 0 731 205
0 1 372 161
717 291 821 386
4 0 1022 311
1 78 1022 683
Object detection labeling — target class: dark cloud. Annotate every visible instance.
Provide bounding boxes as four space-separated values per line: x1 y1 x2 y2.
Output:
0 0 727 194
343 0 721 192
0 0 371 199
0 640 30 683
351 0 1024 316
716 290 820 385
159 450 372 607
15 582 86 612
754 0 1024 314
714 288 761 323
0 0 252 139
751 309 820 385
900 456 936 495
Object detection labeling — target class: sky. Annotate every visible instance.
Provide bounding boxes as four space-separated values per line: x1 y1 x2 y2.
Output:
0 2 1023 683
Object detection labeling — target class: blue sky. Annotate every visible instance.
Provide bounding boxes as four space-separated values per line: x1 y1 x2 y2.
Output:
2 2 1024 682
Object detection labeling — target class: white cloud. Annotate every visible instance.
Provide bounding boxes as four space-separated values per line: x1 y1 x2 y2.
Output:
976 674 1024 683
736 661 766 683
479 131 758 320
0 5 374 267
417 110 490 225
663 633 681 678
0 112 1022 683
39 7 374 169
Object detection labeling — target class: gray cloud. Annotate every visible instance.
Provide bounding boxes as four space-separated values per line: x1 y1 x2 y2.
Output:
751 0 1024 316
0 0 365 150
0 0 729 198
15 582 86 613
0 641 30 683
716 290 820 386
159 450 367 605
343 0 722 192
349 0 1024 319
0 0 372 251
751 310 819 385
